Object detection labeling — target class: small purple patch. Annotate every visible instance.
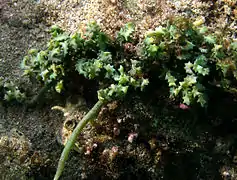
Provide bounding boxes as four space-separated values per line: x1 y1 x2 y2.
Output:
179 103 189 110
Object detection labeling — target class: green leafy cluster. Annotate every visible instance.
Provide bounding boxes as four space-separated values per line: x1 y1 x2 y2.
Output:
215 41 237 89
165 54 210 107
75 22 148 102
21 22 110 94
76 52 148 102
22 21 148 103
21 26 71 93
76 52 148 101
141 17 237 107
0 77 25 103
116 22 135 43
21 18 237 108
